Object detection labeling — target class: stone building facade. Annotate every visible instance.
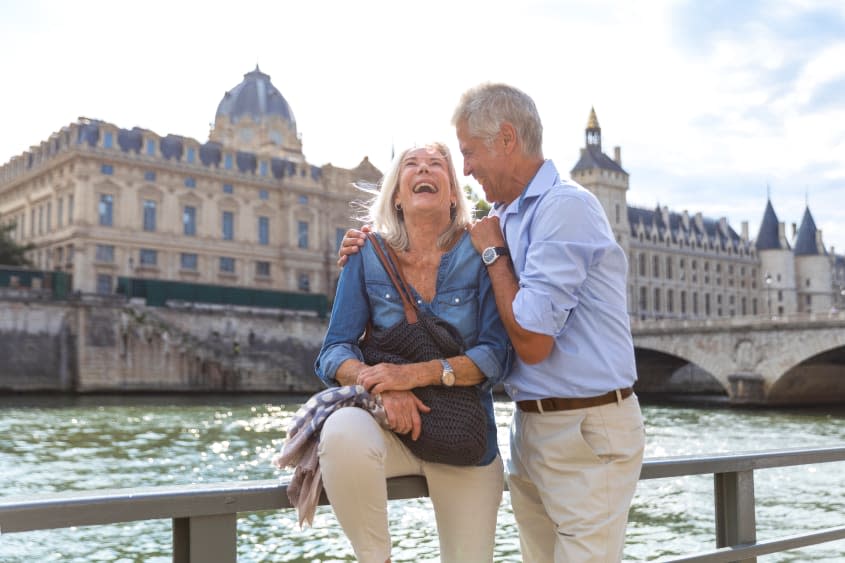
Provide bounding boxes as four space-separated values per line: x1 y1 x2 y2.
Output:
2 77 843 320
570 108 845 320
0 66 381 297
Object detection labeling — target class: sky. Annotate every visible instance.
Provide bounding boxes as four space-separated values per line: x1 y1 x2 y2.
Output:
2 0 844 253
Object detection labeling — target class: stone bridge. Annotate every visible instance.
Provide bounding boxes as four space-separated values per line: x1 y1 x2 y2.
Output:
631 313 845 405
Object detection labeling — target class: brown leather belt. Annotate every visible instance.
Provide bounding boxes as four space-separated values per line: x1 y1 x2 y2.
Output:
516 387 634 413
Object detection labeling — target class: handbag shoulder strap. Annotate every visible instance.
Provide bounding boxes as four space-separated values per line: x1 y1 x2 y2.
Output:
366 233 418 323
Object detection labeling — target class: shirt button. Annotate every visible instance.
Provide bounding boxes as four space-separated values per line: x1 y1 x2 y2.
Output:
454 297 460 303
385 293 391 299
417 299 422 304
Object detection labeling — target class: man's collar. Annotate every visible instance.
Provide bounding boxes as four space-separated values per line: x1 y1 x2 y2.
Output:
493 160 557 217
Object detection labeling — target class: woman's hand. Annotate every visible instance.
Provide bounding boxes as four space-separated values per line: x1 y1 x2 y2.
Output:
357 362 420 394
381 390 431 440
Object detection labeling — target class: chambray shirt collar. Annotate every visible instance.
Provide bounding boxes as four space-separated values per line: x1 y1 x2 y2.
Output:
492 159 558 220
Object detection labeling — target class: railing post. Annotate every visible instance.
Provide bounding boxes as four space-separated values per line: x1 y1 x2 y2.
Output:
714 469 757 562
173 514 237 563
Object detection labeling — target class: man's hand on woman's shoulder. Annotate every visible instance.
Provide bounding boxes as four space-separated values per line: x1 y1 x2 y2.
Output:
336 225 371 267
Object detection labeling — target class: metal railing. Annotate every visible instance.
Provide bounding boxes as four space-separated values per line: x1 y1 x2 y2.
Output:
2 446 845 562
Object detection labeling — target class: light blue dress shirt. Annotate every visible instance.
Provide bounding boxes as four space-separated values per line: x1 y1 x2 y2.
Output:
315 231 512 465
492 160 637 400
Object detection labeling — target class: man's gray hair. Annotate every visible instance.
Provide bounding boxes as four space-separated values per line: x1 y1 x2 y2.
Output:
451 83 543 158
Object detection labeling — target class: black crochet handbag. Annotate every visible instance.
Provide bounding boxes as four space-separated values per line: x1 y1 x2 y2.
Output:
359 233 488 466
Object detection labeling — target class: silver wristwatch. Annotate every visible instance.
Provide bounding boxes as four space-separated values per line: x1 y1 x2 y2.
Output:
481 246 509 266
439 359 455 387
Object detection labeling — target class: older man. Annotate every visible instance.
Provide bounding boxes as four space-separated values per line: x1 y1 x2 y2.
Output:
455 83 644 563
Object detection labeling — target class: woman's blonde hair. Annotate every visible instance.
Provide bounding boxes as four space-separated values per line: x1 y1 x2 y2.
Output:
355 142 473 251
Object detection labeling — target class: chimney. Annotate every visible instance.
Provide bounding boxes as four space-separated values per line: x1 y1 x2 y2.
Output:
816 229 824 252
791 222 797 238
778 222 787 246
741 221 749 240
613 146 621 165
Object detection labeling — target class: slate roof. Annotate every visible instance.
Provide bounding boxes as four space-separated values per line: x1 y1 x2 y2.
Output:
794 206 826 256
754 199 788 250
628 204 750 252
215 66 295 125
571 144 627 175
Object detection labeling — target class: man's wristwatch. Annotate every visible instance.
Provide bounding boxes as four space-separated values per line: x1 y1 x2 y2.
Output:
439 359 455 387
481 246 509 266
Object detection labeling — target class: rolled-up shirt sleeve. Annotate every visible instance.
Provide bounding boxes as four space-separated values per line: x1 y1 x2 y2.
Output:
512 191 608 336
314 252 370 387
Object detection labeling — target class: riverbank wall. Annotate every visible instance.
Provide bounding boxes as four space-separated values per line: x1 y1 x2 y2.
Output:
0 295 327 393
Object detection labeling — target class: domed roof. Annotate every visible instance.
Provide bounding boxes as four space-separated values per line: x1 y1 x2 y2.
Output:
215 66 295 125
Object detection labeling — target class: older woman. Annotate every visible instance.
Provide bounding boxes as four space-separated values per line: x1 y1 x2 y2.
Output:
315 142 511 563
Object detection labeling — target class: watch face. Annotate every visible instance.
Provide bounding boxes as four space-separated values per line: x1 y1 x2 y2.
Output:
482 247 495 264
442 369 456 386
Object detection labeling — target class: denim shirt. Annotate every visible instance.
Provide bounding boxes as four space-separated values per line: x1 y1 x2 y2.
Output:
315 231 512 465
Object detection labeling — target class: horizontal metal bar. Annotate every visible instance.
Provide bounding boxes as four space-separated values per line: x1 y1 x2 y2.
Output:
659 524 845 563
0 475 428 533
640 446 845 480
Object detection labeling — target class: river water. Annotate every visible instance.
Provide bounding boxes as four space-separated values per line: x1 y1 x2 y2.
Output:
1 394 844 562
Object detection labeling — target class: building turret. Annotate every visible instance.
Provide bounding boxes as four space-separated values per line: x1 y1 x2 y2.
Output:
755 198 796 316
794 206 832 313
570 107 630 254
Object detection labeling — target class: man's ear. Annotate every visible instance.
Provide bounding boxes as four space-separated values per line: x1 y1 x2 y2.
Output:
500 122 517 155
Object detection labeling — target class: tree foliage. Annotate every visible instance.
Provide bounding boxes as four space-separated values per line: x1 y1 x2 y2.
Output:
463 185 491 219
0 221 34 266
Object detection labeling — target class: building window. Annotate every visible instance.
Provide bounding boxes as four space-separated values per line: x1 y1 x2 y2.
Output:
139 248 157 266
298 272 311 292
38 206 43 234
666 257 673 279
259 161 268 177
298 195 309 205
68 195 74 224
638 253 646 277
183 206 197 236
259 189 269 200
220 256 235 273
143 200 157 232
667 289 674 313
57 198 63 228
681 291 687 314
222 211 234 241
180 253 198 270
46 202 51 231
144 171 156 182
615 203 620 224
224 154 233 169
186 147 196 163
96 274 112 295
639 286 647 312
223 183 233 194
99 194 113 226
95 244 115 263
184 177 196 188
101 164 114 175
653 288 661 313
297 221 309 249
146 139 156 155
705 294 711 316
256 261 270 277
693 292 699 315
103 132 113 148
258 216 270 245
652 255 660 278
